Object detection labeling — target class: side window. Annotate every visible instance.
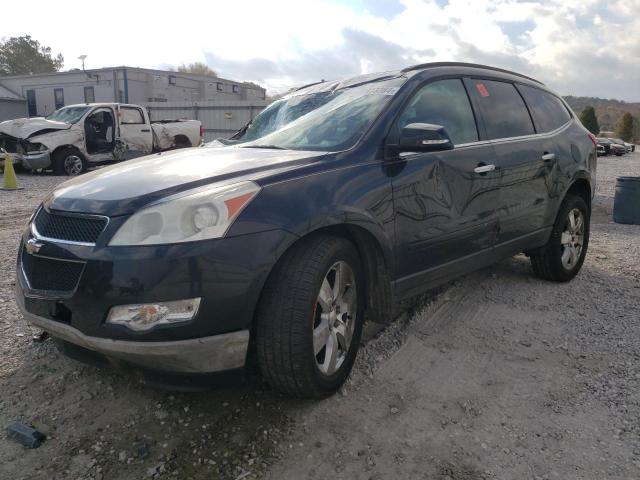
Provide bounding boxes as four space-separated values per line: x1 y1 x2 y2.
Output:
120 107 144 124
398 79 478 145
518 85 571 133
469 80 534 139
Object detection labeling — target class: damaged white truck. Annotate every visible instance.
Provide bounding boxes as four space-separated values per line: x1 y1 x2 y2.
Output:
0 103 202 176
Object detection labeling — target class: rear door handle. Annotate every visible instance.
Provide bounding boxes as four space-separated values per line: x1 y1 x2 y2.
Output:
474 164 496 174
141 129 151 132
542 153 555 162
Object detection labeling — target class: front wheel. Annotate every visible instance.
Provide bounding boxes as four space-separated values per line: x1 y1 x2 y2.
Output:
255 235 364 398
530 194 590 282
52 147 87 176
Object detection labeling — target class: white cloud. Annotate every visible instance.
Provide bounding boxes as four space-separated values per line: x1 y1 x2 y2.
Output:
0 0 638 100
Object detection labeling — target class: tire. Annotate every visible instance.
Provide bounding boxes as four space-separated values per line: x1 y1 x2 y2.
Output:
52 147 87 176
530 194 590 282
255 235 365 398
171 136 192 149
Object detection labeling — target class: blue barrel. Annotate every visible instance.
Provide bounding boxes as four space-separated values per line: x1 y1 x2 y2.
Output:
613 177 640 224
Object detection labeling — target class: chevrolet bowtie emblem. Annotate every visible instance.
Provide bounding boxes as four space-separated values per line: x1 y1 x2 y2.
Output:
25 238 44 254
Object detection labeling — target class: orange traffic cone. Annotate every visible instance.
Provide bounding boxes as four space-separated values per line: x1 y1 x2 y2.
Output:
1 152 23 190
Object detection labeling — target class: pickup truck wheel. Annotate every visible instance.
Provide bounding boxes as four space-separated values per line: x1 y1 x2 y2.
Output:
255 235 364 398
53 148 87 176
530 194 590 282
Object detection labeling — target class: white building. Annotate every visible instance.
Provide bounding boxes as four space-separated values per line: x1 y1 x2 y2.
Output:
0 66 266 118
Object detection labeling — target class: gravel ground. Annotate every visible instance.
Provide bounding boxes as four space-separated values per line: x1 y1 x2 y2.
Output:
1 153 639 479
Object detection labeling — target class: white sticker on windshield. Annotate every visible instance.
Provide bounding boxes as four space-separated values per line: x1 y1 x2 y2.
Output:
367 86 400 96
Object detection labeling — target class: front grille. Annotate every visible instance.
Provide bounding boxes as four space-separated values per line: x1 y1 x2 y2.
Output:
33 208 108 244
21 249 85 293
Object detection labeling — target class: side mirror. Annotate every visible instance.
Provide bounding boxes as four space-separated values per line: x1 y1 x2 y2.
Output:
396 123 454 153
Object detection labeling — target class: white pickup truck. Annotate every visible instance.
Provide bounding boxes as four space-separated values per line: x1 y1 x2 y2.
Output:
0 103 202 175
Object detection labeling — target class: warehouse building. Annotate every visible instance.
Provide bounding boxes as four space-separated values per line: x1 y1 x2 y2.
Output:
0 66 266 118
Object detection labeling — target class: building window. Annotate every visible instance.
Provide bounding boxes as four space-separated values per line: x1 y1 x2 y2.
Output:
119 90 125 103
54 88 64 110
168 75 176 85
216 82 223 92
26 90 37 117
232 85 239 94
84 86 95 103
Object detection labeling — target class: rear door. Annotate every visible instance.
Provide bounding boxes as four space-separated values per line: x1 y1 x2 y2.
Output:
389 78 501 296
516 84 574 223
465 78 555 246
117 105 154 158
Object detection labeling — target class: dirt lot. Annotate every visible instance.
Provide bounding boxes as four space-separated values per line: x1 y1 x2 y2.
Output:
1 153 639 480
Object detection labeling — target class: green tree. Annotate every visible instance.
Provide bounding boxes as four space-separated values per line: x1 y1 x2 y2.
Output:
0 35 63 75
616 112 634 142
579 106 600 135
632 116 640 144
177 62 217 77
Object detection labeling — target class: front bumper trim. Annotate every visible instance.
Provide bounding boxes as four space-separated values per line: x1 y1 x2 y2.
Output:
20 308 249 374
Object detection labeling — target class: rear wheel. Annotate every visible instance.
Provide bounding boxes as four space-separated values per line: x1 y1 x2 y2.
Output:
255 235 364 398
530 195 590 282
52 147 87 176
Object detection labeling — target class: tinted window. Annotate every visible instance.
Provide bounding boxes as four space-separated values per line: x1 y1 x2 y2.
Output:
120 107 144 124
470 80 534 139
518 85 571 133
398 79 478 145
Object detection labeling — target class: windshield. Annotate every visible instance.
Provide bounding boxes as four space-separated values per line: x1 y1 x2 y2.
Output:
241 91 337 142
46 106 90 124
241 77 405 152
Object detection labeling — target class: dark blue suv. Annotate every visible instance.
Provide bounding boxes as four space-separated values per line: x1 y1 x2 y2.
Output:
16 63 596 397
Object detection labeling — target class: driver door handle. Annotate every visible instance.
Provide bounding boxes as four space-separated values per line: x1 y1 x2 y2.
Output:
542 152 556 162
474 164 496 174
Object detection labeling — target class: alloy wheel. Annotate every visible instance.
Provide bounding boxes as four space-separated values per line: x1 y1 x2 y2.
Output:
560 208 585 269
312 261 357 376
64 155 83 176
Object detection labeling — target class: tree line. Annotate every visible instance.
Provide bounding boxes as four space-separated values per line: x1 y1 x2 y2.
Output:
579 106 637 142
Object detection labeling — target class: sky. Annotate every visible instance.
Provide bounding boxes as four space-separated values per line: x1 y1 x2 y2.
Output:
1 0 639 101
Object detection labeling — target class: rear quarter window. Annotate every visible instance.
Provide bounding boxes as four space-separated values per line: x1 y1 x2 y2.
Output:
468 79 535 140
518 85 571 133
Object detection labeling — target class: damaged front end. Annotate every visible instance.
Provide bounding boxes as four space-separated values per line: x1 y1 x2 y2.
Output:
0 133 51 170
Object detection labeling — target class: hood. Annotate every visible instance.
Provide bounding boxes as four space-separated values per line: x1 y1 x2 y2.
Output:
45 146 328 215
0 117 71 139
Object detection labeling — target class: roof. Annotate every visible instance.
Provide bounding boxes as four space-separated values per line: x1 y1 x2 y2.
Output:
0 66 266 91
0 83 24 101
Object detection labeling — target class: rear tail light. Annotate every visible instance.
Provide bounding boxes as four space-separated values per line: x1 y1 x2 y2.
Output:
588 133 598 147
200 125 204 138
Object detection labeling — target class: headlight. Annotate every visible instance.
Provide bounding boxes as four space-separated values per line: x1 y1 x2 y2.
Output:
109 181 261 246
24 142 48 153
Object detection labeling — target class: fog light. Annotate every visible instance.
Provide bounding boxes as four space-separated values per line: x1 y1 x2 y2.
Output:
106 298 201 332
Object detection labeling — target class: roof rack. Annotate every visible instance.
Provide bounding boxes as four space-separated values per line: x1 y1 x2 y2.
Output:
400 62 544 85
293 79 327 92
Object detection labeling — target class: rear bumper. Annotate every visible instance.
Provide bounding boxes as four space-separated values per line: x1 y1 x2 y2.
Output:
18 299 250 374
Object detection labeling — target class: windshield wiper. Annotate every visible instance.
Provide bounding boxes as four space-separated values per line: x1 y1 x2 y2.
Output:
241 144 287 150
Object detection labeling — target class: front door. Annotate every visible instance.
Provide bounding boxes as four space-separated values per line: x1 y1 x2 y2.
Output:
388 78 501 297
117 105 153 159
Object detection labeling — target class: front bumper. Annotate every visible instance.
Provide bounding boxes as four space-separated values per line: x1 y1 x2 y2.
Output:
5 151 51 170
16 224 298 373
18 299 249 373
